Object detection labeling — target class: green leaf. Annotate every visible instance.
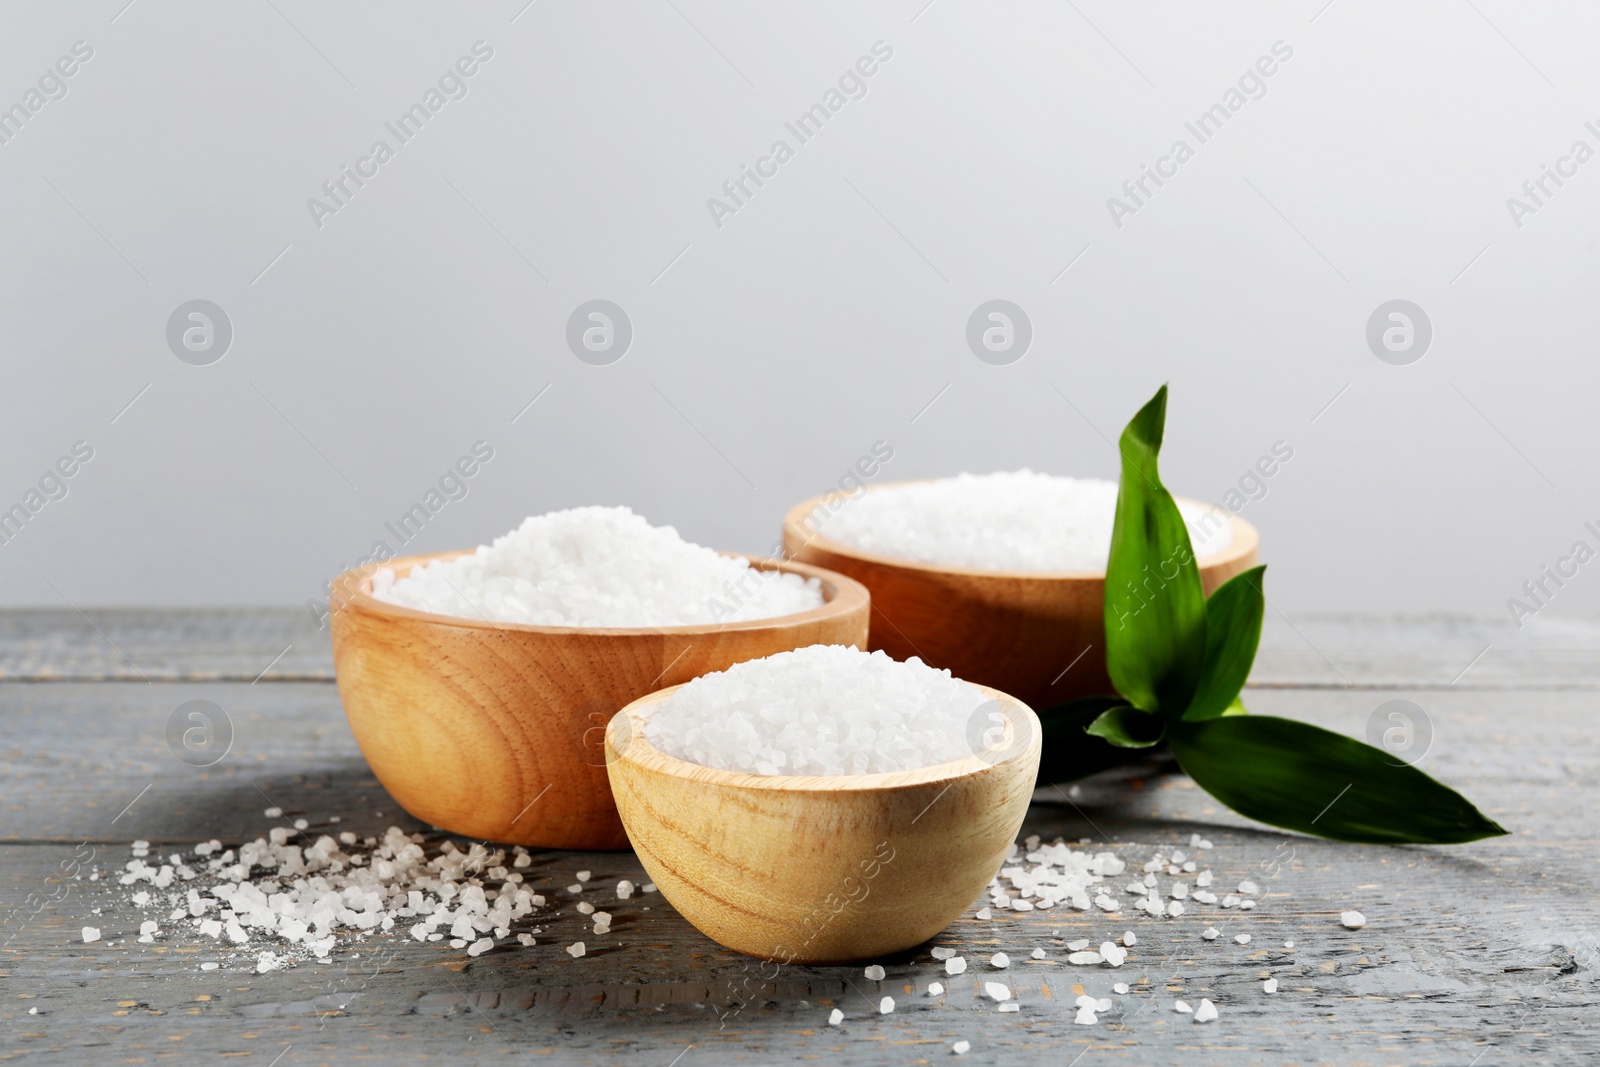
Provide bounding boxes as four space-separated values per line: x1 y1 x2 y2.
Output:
1168 716 1508 844
1185 565 1267 721
1220 695 1249 716
1035 696 1140 784
1086 705 1167 748
1104 385 1208 716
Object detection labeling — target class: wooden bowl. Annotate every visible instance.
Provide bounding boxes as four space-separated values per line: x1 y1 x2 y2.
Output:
330 552 870 851
782 489 1258 711
605 682 1041 963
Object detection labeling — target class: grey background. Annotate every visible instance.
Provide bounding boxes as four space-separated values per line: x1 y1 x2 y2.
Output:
1 0 1594 626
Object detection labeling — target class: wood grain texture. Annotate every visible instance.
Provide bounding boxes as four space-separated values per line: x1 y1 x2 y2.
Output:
330 553 870 850
606 685 1040 963
9 610 1600 692
782 493 1258 709
2 614 1599 1064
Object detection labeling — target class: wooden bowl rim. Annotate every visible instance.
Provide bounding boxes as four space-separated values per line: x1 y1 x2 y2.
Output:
332 550 870 637
783 482 1259 581
607 681 1042 792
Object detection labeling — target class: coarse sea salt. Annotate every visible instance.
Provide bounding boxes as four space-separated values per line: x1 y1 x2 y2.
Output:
815 471 1232 572
372 506 823 627
644 645 990 776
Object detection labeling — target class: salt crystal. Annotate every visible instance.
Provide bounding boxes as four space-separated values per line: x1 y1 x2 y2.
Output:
1192 891 1218 904
1175 1000 1192 1013
999 1002 1019 1013
1030 948 1046 960
1194 998 1218 1023
200 962 218 971
989 952 1010 969
953 1040 970 1054
374 507 823 627
1122 931 1136 946
576 871 591 882
1113 982 1129 994
1203 928 1220 941
819 473 1231 571
1100 942 1126 967
293 819 308 831
449 939 467 948
1341 910 1366 929
1263 978 1278 993
1167 901 1185 917
1012 900 1034 912
576 902 595 915
1067 939 1090 950
946 957 967 975
567 884 583 894
1240 899 1257 910
1195 871 1213 887
1284 940 1295 949
517 934 536 946
864 965 886 980
1171 882 1188 899
879 996 894 1014
1238 880 1259 895
976 907 992 920
81 927 100 944
984 981 1011 1001
928 982 944 996
566 942 586 958
468 937 494 957
829 1008 843 1025
931 947 956 959
643 883 657 893
647 646 990 776
617 880 634 899
131 891 150 906
1068 951 1102 965
263 807 281 817
1235 934 1251 945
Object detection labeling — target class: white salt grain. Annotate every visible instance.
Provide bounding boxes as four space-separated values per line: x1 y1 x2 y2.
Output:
263 807 281 817
1174 1000 1192 1014
828 1008 843 1026
817 472 1232 572
468 937 494 957
566 942 586 958
81 927 100 944
1284 940 1295 949
1067 939 1090 951
1263 978 1278 993
998 1002 1019 1013
1202 928 1220 941
953 1040 970 1055
1341 910 1366 929
1122 931 1136 946
931 946 956 959
879 996 895 1014
1238 880 1259 895
1068 951 1102 965
928 982 945 996
989 952 1010 969
864 965 886 980
1235 934 1251 945
576 871 591 882
646 645 989 776
976 907 993 920
200 962 219 971
1100 942 1127 967
1113 982 1129 995
1194 998 1218 1023
1030 948 1046 960
984 981 1011 1001
617 880 634 899
373 506 823 627
945 957 967 975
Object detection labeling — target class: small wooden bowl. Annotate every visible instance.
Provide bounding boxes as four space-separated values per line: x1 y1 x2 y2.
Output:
330 552 870 851
782 489 1259 711
605 683 1041 963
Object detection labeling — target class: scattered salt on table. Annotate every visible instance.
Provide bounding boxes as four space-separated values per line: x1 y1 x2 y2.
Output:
864 965 885 980
1341 911 1366 929
1194 998 1218 1023
828 1008 843 1026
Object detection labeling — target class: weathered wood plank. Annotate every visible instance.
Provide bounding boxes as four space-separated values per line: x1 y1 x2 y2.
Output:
1 676 1596 1063
2 609 1598 689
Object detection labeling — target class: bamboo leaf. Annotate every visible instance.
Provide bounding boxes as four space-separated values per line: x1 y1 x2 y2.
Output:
1185 565 1267 721
1168 716 1508 844
1086 705 1167 748
1104 385 1208 716
1035 696 1140 784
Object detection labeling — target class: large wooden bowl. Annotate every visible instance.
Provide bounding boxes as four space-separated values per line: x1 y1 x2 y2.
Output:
330 552 870 850
782 489 1258 711
606 682 1041 963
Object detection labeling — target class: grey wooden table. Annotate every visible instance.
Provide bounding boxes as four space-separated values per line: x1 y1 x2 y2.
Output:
3 610 1597 1065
